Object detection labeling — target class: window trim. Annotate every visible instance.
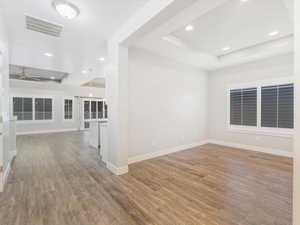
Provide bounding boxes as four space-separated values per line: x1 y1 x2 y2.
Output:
227 77 294 138
63 97 74 122
11 95 54 123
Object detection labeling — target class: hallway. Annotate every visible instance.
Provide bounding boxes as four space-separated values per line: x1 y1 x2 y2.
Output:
0 132 293 225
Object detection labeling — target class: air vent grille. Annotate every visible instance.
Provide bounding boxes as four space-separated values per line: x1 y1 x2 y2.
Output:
26 15 63 37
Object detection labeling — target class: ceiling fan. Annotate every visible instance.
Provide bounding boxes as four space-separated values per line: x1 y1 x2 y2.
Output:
9 66 57 82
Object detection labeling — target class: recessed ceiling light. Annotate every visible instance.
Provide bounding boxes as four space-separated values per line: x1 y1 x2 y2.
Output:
185 25 194 31
222 46 231 51
98 57 105 61
240 0 249 2
269 31 279 36
50 76 55 80
89 93 93 97
52 0 80 20
44 52 53 57
82 70 88 74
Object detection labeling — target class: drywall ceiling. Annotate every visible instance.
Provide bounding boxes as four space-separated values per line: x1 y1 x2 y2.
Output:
134 0 294 70
0 0 149 85
172 0 293 56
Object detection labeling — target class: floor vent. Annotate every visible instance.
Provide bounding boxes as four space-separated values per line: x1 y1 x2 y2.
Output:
26 15 63 37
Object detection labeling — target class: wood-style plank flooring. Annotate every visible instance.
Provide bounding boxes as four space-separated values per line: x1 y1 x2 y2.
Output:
0 132 293 225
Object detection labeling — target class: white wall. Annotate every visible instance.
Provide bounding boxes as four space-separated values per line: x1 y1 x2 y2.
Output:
294 1 299 224
208 53 294 155
128 48 208 161
0 8 11 175
10 80 105 134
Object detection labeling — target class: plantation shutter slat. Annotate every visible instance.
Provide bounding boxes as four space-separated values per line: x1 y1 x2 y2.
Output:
261 85 278 128
242 88 257 126
278 84 294 128
230 89 242 125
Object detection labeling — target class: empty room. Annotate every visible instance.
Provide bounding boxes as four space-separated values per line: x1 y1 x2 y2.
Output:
0 0 299 225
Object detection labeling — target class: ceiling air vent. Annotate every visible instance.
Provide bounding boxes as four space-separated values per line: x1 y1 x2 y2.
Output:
26 15 63 37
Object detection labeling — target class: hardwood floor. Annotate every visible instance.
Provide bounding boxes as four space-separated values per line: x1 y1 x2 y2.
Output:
0 132 293 225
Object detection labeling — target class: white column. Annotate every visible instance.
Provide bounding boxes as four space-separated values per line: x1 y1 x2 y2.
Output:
105 42 129 175
294 0 300 224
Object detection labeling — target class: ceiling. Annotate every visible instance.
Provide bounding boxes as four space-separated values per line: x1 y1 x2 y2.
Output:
0 0 294 78
171 0 293 56
1 0 149 85
134 0 294 70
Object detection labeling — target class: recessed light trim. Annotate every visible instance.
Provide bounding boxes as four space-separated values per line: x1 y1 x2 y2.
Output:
222 46 231 51
44 52 53 57
52 0 80 20
185 25 194 31
269 31 279 36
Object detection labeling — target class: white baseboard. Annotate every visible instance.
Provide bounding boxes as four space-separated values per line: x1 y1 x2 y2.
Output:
128 140 209 164
17 128 78 135
207 139 294 158
106 162 128 175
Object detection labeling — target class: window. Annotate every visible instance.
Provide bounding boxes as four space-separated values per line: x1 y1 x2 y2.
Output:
230 88 257 126
13 97 33 121
83 99 108 121
104 102 108 119
229 80 294 135
98 101 103 119
64 99 73 120
261 84 294 129
91 101 97 119
84 101 90 120
35 98 52 120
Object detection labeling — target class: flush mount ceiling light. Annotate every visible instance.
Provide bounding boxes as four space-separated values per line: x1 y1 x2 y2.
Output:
185 25 194 31
52 0 80 19
222 46 231 51
44 52 53 57
269 30 279 36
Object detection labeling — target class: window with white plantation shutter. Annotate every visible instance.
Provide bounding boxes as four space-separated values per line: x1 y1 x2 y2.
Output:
13 97 33 121
64 99 73 120
35 98 52 120
83 99 108 121
230 89 242 125
261 84 294 129
230 88 257 126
